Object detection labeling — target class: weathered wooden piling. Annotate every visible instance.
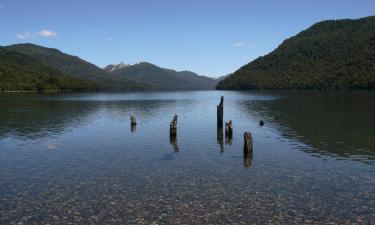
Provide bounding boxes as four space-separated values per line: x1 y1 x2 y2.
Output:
131 113 137 125
225 120 233 138
243 150 253 169
217 127 224 151
225 120 233 145
170 114 178 137
170 135 179 153
217 96 224 128
225 135 232 145
243 132 253 152
131 124 136 133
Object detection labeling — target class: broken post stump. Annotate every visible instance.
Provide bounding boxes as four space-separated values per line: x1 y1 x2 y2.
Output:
217 96 224 128
243 150 253 169
243 132 253 152
225 120 233 138
170 135 179 153
131 113 137 125
170 114 178 137
131 124 136 133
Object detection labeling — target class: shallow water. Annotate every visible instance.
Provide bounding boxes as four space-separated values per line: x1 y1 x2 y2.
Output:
0 90 374 224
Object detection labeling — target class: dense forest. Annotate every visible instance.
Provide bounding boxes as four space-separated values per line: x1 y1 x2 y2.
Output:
1 43 216 92
217 16 375 90
5 44 148 91
0 47 97 92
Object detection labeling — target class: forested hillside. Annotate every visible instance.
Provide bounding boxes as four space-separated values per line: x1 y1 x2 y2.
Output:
217 16 375 90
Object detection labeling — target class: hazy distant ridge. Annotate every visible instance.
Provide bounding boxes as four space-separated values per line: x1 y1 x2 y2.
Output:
106 62 217 90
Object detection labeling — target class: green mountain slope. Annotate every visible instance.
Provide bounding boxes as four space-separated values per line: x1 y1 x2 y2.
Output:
217 16 375 90
108 62 217 90
5 43 148 90
0 47 97 92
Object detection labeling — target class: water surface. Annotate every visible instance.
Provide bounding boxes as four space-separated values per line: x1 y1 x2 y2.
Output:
0 91 374 224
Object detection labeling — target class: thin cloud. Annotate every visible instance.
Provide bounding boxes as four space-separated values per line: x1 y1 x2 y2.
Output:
234 42 245 47
36 29 57 38
234 42 255 48
16 31 31 39
16 29 57 39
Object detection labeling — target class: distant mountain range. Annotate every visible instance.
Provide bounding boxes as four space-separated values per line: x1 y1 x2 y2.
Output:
1 44 217 92
4 44 148 91
217 16 375 90
0 47 97 92
4 16 373 92
106 62 217 90
104 62 131 72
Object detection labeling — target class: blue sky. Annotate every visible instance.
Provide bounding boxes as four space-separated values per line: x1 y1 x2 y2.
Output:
0 0 374 77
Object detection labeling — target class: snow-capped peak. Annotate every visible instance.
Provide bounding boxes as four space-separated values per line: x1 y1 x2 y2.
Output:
104 61 131 72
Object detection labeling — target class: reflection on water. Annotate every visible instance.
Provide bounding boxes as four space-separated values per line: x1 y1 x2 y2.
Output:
0 91 374 224
241 91 375 163
217 127 224 152
0 99 96 139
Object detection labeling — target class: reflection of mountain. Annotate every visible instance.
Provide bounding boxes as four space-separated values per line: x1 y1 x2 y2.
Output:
241 91 375 162
93 99 184 124
0 97 98 139
0 96 180 140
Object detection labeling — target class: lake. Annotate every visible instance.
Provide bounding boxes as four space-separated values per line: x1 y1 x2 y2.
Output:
0 91 374 224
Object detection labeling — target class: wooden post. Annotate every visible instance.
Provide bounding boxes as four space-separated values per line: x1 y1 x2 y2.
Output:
243 150 253 169
225 120 233 145
217 127 224 151
131 113 137 125
131 124 136 133
225 120 233 138
244 132 253 152
217 96 224 128
130 113 137 132
170 135 179 153
170 114 178 137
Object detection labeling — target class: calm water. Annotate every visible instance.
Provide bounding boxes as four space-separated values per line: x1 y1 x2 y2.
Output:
0 91 374 224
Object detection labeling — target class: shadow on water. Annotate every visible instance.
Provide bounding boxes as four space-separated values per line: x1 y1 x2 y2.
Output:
240 90 375 163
